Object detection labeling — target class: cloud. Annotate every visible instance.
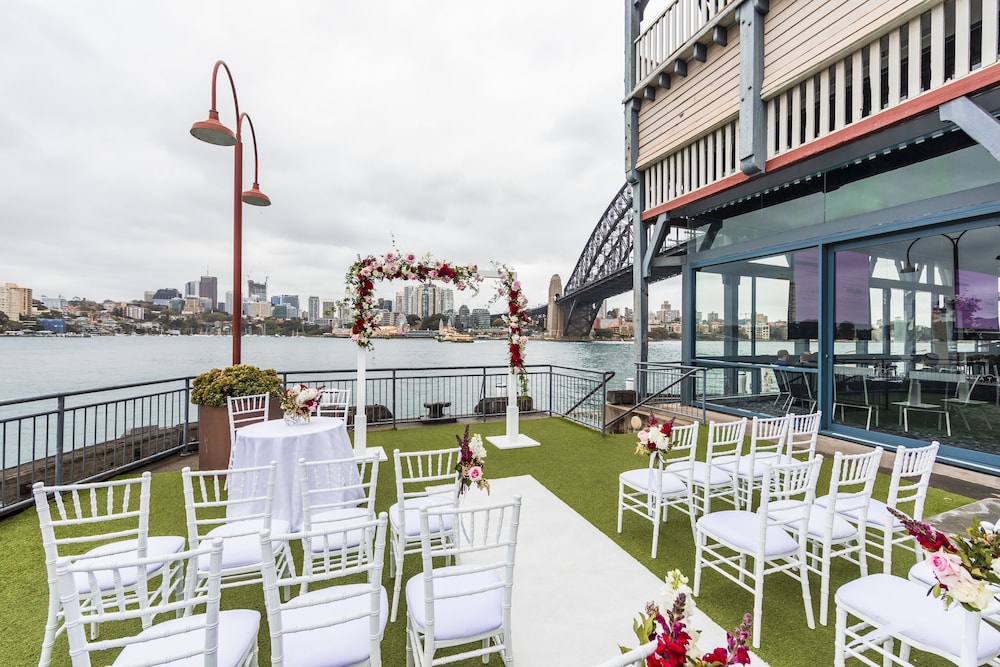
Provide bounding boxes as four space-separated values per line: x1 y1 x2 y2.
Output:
0 0 667 312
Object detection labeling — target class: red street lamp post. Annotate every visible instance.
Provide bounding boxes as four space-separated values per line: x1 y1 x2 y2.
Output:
190 60 271 366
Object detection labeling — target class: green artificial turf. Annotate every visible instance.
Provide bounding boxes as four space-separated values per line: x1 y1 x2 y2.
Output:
0 417 974 666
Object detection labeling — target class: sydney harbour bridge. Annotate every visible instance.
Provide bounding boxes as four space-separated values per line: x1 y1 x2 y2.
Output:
524 183 687 338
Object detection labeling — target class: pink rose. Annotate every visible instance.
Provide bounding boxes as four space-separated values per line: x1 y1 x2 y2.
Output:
638 430 650 445
927 549 966 587
467 466 483 481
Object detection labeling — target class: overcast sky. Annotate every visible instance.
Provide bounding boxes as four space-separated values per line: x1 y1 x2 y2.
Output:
1 1 679 314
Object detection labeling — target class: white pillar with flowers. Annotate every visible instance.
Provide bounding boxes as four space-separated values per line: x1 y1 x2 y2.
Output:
483 268 540 450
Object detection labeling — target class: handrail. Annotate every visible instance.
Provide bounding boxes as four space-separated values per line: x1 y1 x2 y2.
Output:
607 365 704 430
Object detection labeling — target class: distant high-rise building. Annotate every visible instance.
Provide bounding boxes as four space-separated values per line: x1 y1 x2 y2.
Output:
0 282 32 320
248 279 267 303
199 276 218 312
380 298 393 312
184 281 199 298
143 291 155 302
307 296 320 323
457 304 471 330
152 288 181 306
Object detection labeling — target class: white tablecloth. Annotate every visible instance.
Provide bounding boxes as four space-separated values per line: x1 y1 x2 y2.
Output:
231 416 360 531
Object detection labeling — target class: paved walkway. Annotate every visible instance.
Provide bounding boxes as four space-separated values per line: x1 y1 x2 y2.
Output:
461 475 769 667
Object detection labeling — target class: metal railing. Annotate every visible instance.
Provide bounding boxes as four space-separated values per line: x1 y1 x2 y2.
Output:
0 364 613 517
608 362 707 430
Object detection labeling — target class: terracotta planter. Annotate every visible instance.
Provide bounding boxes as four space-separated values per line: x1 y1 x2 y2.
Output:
197 402 281 471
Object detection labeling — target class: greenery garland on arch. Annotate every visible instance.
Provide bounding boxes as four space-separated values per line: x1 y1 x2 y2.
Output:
344 252 530 393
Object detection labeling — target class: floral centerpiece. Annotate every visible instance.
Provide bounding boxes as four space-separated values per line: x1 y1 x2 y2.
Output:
888 507 1000 611
345 251 483 349
623 569 752 667
455 425 489 495
279 384 323 423
490 265 530 396
634 416 675 457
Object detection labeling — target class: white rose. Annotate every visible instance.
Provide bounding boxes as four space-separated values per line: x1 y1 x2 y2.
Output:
470 434 487 459
948 579 994 610
991 559 1000 578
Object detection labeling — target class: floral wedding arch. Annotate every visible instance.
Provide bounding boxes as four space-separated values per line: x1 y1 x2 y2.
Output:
344 251 536 453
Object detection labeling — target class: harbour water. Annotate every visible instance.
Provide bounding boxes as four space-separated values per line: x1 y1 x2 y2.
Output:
0 336 685 402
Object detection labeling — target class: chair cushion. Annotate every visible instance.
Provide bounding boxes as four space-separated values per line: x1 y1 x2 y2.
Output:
619 468 687 496
718 454 780 479
405 565 504 641
697 510 800 557
278 583 388 667
667 461 731 487
75 536 187 594
767 501 858 542
389 495 456 538
113 609 260 666
833 498 900 530
836 574 1000 663
198 519 291 572
908 559 937 587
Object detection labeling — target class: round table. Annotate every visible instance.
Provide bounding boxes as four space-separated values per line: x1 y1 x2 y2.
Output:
231 416 360 531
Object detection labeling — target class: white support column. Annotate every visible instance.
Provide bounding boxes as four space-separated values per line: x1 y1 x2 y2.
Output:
354 346 367 455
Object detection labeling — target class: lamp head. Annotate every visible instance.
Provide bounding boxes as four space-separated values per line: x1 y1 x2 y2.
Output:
190 110 237 146
242 184 271 206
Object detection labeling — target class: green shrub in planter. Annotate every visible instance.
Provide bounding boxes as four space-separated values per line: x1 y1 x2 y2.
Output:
191 364 283 407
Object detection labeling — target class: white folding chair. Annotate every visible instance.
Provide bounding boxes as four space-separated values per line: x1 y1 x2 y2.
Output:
405 496 522 667
226 393 271 471
388 447 461 622
835 573 1000 667
668 418 747 517
694 456 823 648
789 447 883 625
317 387 352 420
837 441 938 574
298 453 379 590
260 513 389 667
57 538 260 667
716 415 789 511
33 473 186 667
181 463 295 600
617 422 700 557
782 411 822 463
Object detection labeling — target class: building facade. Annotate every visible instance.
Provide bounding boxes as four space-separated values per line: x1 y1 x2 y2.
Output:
199 276 218 312
0 283 32 320
627 0 1000 473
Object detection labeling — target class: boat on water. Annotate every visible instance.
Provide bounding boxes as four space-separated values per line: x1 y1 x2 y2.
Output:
437 329 474 343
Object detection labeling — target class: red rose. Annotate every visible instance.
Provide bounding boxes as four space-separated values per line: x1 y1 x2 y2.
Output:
700 648 728 665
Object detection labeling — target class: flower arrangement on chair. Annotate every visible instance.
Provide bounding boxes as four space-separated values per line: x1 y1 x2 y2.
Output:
633 415 676 457
455 425 489 495
623 570 752 666
888 507 1000 611
279 385 323 423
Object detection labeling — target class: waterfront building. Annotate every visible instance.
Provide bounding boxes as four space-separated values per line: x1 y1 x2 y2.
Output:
199 276 218 311
471 307 491 328
247 301 272 319
181 296 203 315
0 282 32 320
626 0 1000 472
125 305 145 320
183 280 199 298
396 284 453 318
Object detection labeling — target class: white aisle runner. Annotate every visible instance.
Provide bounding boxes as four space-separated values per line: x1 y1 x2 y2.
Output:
463 475 769 666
